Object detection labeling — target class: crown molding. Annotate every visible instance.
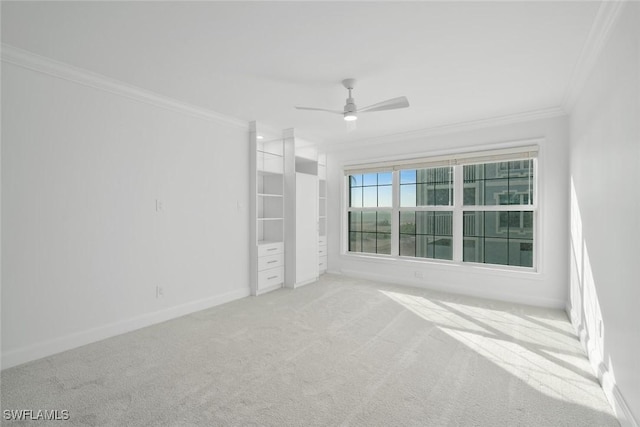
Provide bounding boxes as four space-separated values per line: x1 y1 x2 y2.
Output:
561 0 627 113
326 106 566 152
1 44 248 129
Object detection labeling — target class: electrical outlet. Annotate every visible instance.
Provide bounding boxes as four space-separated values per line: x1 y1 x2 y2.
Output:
155 199 164 212
414 271 423 279
156 286 164 298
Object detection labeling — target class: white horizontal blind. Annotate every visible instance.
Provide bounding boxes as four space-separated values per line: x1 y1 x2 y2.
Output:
344 145 538 175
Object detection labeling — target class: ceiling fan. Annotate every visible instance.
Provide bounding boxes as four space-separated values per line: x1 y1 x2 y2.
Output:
295 78 409 122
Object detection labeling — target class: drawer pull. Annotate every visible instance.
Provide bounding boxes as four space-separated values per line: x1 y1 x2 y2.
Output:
267 248 277 252
267 260 278 264
267 275 278 280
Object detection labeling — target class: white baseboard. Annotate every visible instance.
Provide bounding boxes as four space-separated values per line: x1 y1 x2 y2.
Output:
294 277 318 288
565 301 572 320
256 283 283 296
339 268 565 309
1 287 250 370
611 385 639 427
596 353 638 427
567 305 638 427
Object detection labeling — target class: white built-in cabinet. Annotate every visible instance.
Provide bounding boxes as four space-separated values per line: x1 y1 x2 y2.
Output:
294 172 318 285
318 155 327 273
250 123 326 295
250 122 285 296
284 129 320 288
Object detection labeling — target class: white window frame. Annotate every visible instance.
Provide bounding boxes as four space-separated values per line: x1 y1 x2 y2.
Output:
346 173 394 256
397 166 455 261
342 144 540 272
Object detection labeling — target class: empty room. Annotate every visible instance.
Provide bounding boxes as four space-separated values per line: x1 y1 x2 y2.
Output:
1 1 638 426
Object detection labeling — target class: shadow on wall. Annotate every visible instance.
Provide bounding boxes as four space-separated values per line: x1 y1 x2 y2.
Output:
568 177 617 412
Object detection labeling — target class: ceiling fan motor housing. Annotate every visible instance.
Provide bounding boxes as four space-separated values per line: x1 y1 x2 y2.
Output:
343 97 357 121
344 98 357 113
343 78 357 116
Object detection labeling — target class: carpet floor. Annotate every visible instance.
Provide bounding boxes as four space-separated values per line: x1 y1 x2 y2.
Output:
1 274 618 426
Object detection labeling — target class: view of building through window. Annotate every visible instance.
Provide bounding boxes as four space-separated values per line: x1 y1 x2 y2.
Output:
348 172 392 254
399 167 454 260
347 158 535 268
462 160 534 267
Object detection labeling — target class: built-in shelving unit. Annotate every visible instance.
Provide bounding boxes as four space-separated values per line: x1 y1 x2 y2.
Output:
318 154 327 273
250 122 285 296
250 123 327 295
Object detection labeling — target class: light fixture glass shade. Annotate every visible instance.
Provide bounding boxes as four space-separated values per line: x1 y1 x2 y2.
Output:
344 112 358 121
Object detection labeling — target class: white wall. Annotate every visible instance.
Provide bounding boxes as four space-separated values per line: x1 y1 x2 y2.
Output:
1 59 250 368
567 2 639 425
326 115 569 308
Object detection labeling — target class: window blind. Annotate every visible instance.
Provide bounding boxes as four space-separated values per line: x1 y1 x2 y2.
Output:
344 145 539 175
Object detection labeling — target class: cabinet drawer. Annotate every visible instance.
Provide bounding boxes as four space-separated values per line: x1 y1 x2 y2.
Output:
318 245 327 256
258 253 283 271
258 266 284 289
319 256 327 271
258 242 284 257
318 236 327 246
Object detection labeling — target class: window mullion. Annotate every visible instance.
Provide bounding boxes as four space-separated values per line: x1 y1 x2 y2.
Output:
462 204 534 211
391 170 400 257
453 164 464 262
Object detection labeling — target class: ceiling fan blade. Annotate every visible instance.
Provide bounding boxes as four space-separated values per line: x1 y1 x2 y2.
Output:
295 106 343 115
359 96 410 113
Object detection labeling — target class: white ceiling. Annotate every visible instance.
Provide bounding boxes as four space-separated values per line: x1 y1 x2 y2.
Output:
2 1 601 145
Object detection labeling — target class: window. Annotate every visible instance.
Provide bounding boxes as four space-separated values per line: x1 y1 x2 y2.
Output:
345 147 537 269
462 160 534 267
399 167 453 260
348 172 392 255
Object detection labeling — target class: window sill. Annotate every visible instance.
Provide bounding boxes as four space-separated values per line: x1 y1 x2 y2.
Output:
340 252 542 280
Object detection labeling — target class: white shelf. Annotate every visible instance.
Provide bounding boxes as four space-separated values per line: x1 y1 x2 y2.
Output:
258 193 284 198
257 150 284 174
258 239 284 246
257 139 284 157
258 193 283 219
257 149 283 156
258 217 284 221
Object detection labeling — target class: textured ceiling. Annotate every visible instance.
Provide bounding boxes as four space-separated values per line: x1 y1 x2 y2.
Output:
2 1 600 144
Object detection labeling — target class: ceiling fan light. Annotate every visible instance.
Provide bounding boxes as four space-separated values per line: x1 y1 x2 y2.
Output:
344 112 358 121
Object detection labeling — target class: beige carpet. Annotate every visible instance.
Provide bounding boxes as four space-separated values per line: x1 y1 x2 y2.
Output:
1 274 618 426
